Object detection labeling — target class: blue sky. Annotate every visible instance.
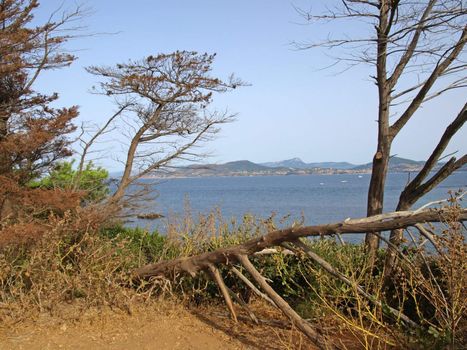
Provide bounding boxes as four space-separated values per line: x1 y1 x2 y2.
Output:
34 1 466 171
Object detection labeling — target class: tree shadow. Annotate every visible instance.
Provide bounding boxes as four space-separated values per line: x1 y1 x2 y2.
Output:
190 307 314 349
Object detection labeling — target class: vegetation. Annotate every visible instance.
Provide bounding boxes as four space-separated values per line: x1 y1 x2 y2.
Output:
29 160 110 202
0 1 465 350
86 51 243 204
1 205 465 348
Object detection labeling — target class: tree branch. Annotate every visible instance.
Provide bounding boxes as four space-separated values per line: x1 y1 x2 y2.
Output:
390 26 467 137
134 207 467 279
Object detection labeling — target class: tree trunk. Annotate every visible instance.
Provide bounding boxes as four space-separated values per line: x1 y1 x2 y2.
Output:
365 136 391 261
365 3 392 260
0 115 8 173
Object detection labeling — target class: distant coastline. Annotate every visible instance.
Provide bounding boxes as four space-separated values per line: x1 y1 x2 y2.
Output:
135 157 463 179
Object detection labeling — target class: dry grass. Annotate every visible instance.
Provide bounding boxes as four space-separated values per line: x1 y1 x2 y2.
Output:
0 201 465 349
0 207 138 324
295 201 467 349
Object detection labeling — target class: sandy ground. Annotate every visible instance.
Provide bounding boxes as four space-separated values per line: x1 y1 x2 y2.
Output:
0 302 316 350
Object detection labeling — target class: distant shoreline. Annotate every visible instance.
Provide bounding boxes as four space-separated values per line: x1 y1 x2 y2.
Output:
138 170 440 180
108 157 465 180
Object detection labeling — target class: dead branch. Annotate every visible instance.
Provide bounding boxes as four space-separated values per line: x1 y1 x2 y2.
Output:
77 104 130 172
132 208 466 345
383 103 466 276
236 254 329 348
230 266 276 308
399 103 466 205
134 207 466 280
207 264 237 322
224 286 259 324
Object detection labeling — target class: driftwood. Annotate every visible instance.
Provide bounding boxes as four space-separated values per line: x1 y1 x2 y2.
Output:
133 207 467 349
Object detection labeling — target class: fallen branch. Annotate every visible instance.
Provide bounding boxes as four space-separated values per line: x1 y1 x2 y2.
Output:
230 266 276 308
236 254 329 349
134 207 466 348
225 286 259 324
134 207 466 279
208 264 237 322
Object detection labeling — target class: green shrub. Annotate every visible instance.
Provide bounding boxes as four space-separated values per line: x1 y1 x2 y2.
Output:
100 225 169 265
29 160 109 202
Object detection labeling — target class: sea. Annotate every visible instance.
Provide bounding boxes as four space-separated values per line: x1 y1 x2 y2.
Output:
126 172 466 243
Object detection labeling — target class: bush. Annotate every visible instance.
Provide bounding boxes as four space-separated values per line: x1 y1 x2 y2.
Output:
0 208 137 323
100 225 168 265
29 160 109 202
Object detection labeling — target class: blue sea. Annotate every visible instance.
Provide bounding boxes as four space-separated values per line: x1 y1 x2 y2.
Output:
127 172 466 242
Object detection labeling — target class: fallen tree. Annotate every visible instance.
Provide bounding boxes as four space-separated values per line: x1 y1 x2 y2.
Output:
133 206 467 349
135 207 466 278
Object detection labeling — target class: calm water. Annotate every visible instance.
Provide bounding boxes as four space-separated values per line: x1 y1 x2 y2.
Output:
128 172 466 242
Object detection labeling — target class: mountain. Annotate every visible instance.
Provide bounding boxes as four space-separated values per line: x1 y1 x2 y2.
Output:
352 157 425 172
261 158 356 170
163 160 292 177
142 156 465 178
261 158 309 169
214 160 272 172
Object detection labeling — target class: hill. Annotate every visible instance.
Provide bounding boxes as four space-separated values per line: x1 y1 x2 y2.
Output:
142 156 465 178
352 157 425 172
215 160 273 172
261 158 356 170
163 160 292 177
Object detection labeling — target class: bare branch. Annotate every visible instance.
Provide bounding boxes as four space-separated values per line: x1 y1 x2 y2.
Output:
236 254 328 348
74 102 131 190
390 26 467 137
207 264 237 322
133 207 467 279
399 102 466 206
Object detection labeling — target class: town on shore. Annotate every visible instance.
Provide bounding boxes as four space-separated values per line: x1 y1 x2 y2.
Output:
143 157 458 178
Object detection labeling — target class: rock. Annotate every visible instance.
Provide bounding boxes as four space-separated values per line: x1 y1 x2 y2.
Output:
136 213 165 220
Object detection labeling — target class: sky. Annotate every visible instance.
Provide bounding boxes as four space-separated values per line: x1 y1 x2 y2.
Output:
34 1 466 171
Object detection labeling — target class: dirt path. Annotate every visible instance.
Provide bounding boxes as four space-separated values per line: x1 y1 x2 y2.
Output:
0 303 314 349
0 306 241 350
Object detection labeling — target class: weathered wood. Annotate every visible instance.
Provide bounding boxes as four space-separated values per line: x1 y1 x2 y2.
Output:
225 286 259 324
230 266 276 308
208 264 237 322
134 208 467 279
236 254 330 349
